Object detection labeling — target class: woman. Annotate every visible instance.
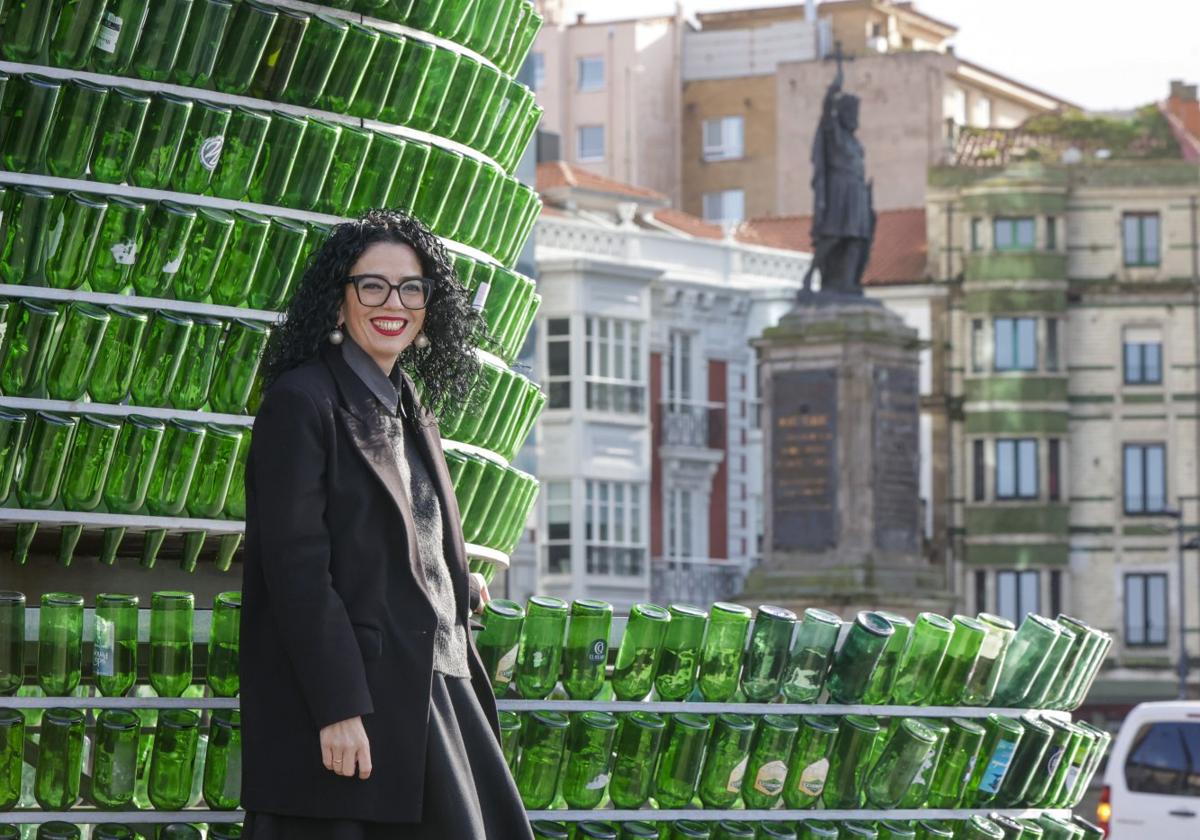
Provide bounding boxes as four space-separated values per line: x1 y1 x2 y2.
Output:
238 210 534 839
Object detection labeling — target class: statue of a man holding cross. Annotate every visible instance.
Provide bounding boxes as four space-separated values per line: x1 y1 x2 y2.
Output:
802 43 876 296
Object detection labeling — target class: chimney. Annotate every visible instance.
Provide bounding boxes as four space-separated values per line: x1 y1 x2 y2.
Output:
576 12 586 24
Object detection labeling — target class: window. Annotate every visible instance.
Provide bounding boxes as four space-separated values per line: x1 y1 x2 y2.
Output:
585 317 645 413
972 96 992 127
993 217 1036 251
546 318 571 408
970 218 984 252
666 330 693 403
585 481 644 576
1124 573 1168 646
1125 722 1200 796
970 319 985 372
1123 212 1160 267
1048 438 1061 502
1045 216 1057 251
703 116 745 161
1045 318 1059 372
702 189 745 224
666 488 693 559
531 52 545 90
996 570 1039 624
577 125 605 162
544 482 572 574
1124 443 1166 514
996 439 1038 500
946 86 967 126
577 56 604 92
994 317 1037 372
972 439 986 502
1124 328 1163 384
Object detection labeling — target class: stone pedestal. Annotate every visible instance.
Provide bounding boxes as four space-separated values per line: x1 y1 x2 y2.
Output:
739 293 953 616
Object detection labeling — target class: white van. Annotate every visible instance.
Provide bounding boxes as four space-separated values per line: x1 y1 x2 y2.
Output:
1100 701 1200 839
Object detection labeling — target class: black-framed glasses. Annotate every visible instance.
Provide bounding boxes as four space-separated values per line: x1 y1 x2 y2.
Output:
346 274 434 309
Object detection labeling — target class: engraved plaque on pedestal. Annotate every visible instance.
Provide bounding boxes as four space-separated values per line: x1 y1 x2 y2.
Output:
772 369 837 552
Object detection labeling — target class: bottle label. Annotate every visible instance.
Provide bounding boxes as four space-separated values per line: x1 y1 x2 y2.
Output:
753 759 788 796
471 281 491 311
530 649 545 669
112 238 137 266
94 616 115 677
587 639 607 665
96 13 122 53
1045 745 1065 777
494 644 518 685
200 136 224 172
1065 764 1081 794
962 754 978 785
798 757 829 795
585 771 610 791
977 740 1017 794
163 252 184 275
725 756 748 793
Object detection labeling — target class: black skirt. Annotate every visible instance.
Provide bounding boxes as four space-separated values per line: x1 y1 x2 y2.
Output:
242 672 533 840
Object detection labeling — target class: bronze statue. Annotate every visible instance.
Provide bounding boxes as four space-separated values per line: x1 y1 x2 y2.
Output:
802 45 876 296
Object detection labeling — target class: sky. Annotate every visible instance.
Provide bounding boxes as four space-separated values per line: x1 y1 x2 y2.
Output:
557 0 1200 111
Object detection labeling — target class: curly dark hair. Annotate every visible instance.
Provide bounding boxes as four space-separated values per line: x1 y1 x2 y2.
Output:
260 209 486 422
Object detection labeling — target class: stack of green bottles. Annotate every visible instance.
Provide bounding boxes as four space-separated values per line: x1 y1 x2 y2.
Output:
440 359 546 460
0 825 241 840
445 451 539 556
451 253 542 363
0 409 246 568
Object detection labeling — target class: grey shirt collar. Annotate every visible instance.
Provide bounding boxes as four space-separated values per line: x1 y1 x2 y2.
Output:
341 333 405 418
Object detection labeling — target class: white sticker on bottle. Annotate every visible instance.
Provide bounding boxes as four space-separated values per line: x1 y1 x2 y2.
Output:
112 238 137 266
753 759 788 796
585 772 610 791
494 644 518 685
799 757 830 796
200 136 224 172
962 754 978 785
1045 746 1064 777
1064 764 1080 795
472 280 491 311
725 755 748 793
96 13 123 54
94 616 115 677
163 252 184 275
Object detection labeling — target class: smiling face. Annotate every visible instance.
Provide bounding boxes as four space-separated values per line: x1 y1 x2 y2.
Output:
338 241 428 374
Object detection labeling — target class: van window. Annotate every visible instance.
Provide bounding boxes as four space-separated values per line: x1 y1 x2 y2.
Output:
1125 722 1200 796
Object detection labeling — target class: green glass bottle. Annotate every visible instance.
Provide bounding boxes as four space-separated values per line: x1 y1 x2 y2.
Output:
1060 629 1112 712
51 0 112 68
203 709 241 809
14 411 76 537
609 710 667 809
281 13 350 108
94 593 139 697
613 603 671 701
248 6 309 100
821 714 881 808
38 593 84 696
1044 616 1101 711
742 713 800 809
128 93 194 189
956 817 1004 840
653 713 712 808
133 201 198 299
1022 622 1077 709
925 717 986 808
89 196 145 293
1064 722 1112 807
562 710 618 809
516 710 569 809
94 827 138 840
0 707 25 809
865 718 938 808
223 430 248 520
46 302 110 401
698 602 751 702
516 595 568 699
349 131 405 215
499 711 521 772
929 615 987 706
45 79 108 178
131 311 193 407
877 825 916 840
172 99 232 195
34 707 85 809
575 823 619 840
654 604 707 701
914 823 955 840
962 614 1016 706
0 186 55 287
532 822 570 840
1034 816 1082 840
897 719 950 808
175 208 236 303
991 614 1061 707
1068 818 1102 840
88 306 149 404
827 612 895 704
698 712 756 808
409 45 460 133
671 823 712 840
1021 716 1075 807
150 591 194 698
0 592 26 696
172 0 235 88
0 0 55 60
839 825 878 840
619 823 661 840
211 0 278 94
779 715 838 809
90 87 151 184
211 320 271 414
130 0 196 81
780 608 840 703
986 815 1027 840
799 823 839 840
209 107 271 202
1041 722 1092 808
387 139 431 209
149 709 201 809
713 823 756 840
476 599 525 696
863 611 913 704
43 192 108 292
89 0 152 74
994 713 1054 807
247 110 308 206
247 217 308 310
213 209 271 307
207 591 241 697
349 30 406 119
317 124 373 216
58 415 120 561
0 74 60 174
318 21 380 114
186 424 242 517
166 316 222 412
740 606 796 702
92 709 140 808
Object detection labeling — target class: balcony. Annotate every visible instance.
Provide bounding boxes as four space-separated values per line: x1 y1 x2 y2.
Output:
658 401 726 450
651 556 758 605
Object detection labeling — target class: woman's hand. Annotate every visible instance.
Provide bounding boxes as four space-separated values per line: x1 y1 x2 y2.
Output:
470 572 491 614
320 716 372 779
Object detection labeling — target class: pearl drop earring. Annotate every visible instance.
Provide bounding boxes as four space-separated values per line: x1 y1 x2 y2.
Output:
414 333 430 350
329 326 344 345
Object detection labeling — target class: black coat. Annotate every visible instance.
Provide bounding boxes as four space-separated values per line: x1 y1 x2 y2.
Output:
239 342 500 822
